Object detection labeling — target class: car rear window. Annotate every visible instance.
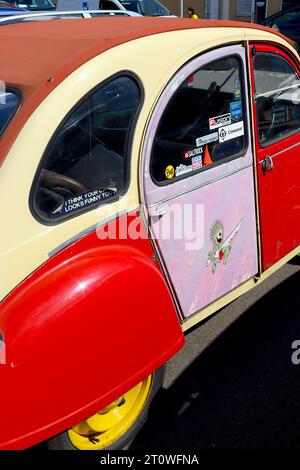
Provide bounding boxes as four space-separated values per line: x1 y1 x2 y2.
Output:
0 90 19 135
32 75 141 223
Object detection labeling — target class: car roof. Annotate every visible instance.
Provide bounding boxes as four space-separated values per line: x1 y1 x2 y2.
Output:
0 17 295 88
0 17 296 164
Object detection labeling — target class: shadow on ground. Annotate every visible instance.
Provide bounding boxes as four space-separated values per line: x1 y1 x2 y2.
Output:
134 268 300 450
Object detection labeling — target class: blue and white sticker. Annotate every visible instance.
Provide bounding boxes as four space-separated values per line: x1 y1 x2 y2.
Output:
53 188 115 217
192 155 203 170
230 101 242 121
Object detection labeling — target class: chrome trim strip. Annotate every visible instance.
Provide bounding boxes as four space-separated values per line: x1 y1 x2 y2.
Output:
258 140 300 164
48 210 127 258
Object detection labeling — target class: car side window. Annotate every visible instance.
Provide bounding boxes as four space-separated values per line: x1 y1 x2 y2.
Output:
271 9 300 27
99 0 118 10
150 56 246 184
32 75 140 222
254 53 300 146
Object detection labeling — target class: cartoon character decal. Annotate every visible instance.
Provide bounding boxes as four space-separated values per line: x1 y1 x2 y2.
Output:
207 220 242 274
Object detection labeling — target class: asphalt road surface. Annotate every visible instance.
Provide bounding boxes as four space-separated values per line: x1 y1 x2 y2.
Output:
133 256 300 450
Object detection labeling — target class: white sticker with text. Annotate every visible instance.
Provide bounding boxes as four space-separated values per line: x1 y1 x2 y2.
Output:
218 121 244 142
196 132 218 147
209 113 231 130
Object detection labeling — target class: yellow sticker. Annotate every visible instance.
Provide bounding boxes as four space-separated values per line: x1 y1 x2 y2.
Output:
165 165 175 179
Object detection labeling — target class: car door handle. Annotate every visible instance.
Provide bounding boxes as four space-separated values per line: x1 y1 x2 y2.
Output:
262 155 274 174
148 202 168 218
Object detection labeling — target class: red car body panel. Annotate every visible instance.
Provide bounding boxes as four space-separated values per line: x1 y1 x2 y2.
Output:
250 44 300 270
0 212 184 449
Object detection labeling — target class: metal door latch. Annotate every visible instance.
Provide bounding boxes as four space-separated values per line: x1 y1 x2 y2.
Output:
262 155 274 174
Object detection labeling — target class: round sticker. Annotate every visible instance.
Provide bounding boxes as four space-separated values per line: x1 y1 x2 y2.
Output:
165 165 175 179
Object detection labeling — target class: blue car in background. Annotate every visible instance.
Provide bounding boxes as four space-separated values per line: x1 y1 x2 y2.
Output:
261 5 300 50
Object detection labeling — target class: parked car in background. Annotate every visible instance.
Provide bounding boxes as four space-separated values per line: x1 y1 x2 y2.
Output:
56 0 173 16
16 0 55 10
0 0 25 14
0 8 140 22
261 5 300 50
0 17 299 451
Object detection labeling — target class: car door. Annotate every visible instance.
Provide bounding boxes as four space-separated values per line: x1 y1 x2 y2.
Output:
249 44 300 270
142 45 258 320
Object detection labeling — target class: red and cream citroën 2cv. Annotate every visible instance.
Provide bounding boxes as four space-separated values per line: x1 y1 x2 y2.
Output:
0 17 299 450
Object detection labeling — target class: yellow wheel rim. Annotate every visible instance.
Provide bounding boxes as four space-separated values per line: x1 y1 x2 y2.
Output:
68 375 153 450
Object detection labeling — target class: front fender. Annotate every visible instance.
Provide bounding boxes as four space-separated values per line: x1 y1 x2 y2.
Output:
0 212 184 449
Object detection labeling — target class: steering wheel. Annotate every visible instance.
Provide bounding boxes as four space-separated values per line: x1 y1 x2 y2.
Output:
39 169 88 195
37 169 88 216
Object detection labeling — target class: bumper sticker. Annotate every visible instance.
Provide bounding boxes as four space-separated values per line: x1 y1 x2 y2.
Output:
218 121 244 143
176 164 192 177
196 132 218 147
230 101 242 121
209 113 231 130
53 188 115 216
234 76 241 99
165 165 175 179
192 155 203 170
183 147 203 159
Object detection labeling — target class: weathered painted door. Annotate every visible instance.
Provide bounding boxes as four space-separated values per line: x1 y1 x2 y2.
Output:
249 44 300 270
142 45 258 320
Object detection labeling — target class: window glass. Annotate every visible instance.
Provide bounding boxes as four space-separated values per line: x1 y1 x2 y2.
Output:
271 9 300 26
17 0 55 10
254 53 300 145
150 56 246 184
100 0 118 9
118 0 170 15
33 76 140 221
0 90 19 135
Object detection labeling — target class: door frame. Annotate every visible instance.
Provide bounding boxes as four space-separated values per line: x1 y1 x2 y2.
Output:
248 41 300 270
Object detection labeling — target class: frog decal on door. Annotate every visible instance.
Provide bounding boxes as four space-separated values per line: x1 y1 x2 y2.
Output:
207 220 243 273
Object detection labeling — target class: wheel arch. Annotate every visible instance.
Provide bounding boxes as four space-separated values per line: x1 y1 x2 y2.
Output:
0 212 184 449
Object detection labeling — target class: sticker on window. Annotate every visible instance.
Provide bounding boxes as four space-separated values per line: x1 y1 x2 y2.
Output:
209 113 231 130
183 147 203 160
165 165 175 179
230 101 242 121
176 164 192 177
52 188 115 216
192 155 203 170
218 122 244 143
234 76 241 99
196 132 218 147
